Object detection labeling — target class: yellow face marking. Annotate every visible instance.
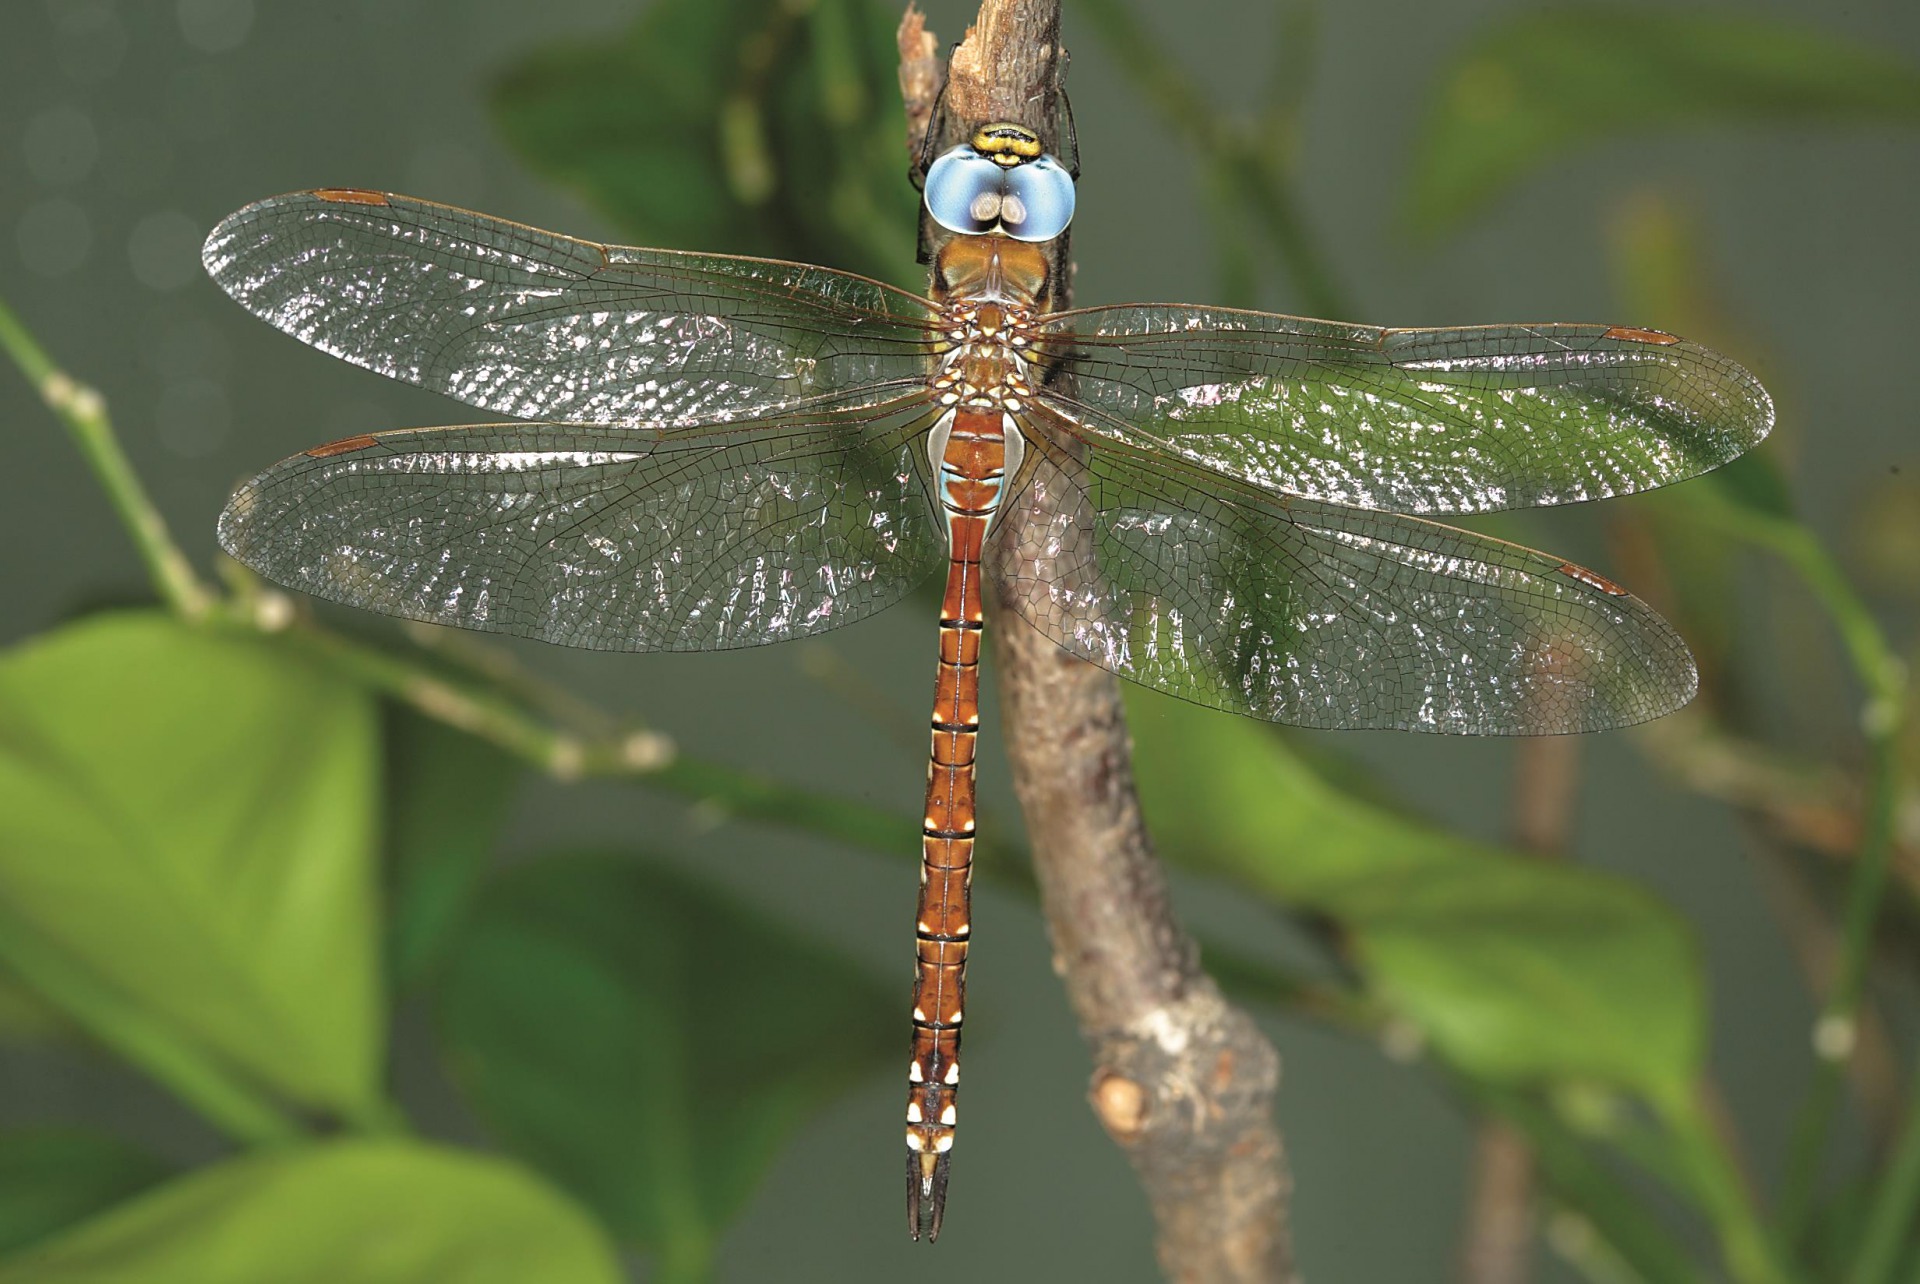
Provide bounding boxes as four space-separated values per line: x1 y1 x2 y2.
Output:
971 121 1043 166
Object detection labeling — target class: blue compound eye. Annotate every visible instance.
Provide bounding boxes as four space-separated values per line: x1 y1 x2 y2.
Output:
999 155 1075 242
923 146 1006 236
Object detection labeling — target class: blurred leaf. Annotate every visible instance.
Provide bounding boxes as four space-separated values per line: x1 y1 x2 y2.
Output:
491 0 917 283
0 1131 171 1256
1404 7 1920 240
1128 689 1702 1106
0 612 384 1123
384 708 522 989
0 971 72 1046
0 1140 621 1284
437 853 893 1268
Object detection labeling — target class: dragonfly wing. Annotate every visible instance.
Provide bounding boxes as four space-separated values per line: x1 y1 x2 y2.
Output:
1035 306 1771 515
204 190 937 426
988 412 1696 733
219 398 945 652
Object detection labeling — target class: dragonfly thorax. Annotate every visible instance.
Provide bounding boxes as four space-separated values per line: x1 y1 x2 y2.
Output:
930 301 1037 413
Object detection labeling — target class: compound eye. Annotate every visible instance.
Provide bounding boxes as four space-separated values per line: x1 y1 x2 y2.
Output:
999 155 1075 242
924 147 1006 236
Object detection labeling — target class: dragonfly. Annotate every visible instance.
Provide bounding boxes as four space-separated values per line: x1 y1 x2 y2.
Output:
205 103 1771 1241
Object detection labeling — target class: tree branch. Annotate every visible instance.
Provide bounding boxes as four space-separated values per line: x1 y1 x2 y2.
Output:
994 621 1299 1281
902 3 1298 1277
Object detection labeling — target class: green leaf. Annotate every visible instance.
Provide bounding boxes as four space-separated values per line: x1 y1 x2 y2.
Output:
0 1140 621 1284
0 612 384 1125
1403 8 1920 240
0 1131 171 1257
1128 689 1703 1106
437 853 894 1267
384 708 522 989
490 0 918 283
0 970 72 1045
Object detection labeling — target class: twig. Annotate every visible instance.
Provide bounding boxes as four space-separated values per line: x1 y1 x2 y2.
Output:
1633 710 1920 903
896 5 942 163
1461 1125 1539 1284
911 3 1299 1276
0 296 214 620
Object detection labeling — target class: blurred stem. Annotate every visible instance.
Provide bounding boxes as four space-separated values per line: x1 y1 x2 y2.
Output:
1202 156 1261 310
1472 1088 1699 1284
1073 0 1351 318
1727 520 1912 1241
0 295 214 621
1846 1058 1920 1284
1633 710 1920 905
234 597 920 862
1459 735 1584 1284
1752 830 1906 1145
1260 0 1321 134
1661 1094 1796 1284
1461 1125 1538 1284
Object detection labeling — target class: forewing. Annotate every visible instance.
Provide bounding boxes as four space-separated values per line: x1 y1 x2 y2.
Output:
988 413 1696 733
218 398 945 652
1035 307 1772 515
203 190 937 426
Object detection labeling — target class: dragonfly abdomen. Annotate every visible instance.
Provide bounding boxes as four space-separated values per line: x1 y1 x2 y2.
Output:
907 406 1020 1240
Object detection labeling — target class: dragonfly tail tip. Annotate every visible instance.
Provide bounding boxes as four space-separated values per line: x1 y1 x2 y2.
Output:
906 1148 952 1241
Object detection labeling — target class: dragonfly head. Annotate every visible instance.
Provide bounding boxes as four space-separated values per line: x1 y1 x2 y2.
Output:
923 123 1074 244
